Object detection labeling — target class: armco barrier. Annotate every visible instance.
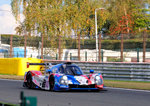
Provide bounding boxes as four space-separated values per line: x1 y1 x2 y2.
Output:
0 58 43 76
75 62 150 81
44 60 150 81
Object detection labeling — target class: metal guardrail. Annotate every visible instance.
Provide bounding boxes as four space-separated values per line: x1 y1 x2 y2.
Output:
75 62 150 81
44 60 150 81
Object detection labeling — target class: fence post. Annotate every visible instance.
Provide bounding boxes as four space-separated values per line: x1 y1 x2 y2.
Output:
137 48 139 62
98 33 102 62
41 34 44 59
56 54 58 60
24 34 27 58
78 34 80 61
10 35 13 58
58 35 61 60
101 50 103 62
143 31 146 62
17 52 19 57
85 51 87 61
120 33 124 62
70 53 72 60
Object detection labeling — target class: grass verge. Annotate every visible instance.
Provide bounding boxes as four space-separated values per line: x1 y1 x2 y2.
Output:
0 102 18 106
104 80 150 90
0 75 24 80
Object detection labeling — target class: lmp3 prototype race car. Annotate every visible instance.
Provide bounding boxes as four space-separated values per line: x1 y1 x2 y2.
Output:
23 62 104 91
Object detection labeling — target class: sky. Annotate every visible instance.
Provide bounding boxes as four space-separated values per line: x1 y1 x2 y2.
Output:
0 0 21 34
0 0 10 6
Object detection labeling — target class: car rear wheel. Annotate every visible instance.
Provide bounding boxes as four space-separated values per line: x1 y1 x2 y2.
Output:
26 72 34 89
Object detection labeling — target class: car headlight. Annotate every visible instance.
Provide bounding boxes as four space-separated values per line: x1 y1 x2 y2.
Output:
60 76 68 85
62 76 68 80
95 76 100 80
95 75 103 85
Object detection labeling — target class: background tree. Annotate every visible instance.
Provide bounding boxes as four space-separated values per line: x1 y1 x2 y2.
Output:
103 0 150 61
11 0 71 59
11 0 150 61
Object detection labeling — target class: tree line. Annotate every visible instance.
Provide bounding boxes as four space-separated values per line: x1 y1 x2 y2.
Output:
11 0 150 36
11 0 150 61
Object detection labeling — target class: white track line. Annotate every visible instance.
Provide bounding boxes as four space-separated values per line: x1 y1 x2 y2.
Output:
106 87 150 93
0 78 23 82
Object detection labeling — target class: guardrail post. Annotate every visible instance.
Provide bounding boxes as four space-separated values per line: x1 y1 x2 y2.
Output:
137 48 139 62
70 53 72 60
85 51 87 61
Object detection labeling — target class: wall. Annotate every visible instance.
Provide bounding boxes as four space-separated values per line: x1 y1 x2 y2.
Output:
0 58 43 76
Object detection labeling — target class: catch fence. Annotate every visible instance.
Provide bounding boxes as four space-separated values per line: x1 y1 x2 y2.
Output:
0 33 150 62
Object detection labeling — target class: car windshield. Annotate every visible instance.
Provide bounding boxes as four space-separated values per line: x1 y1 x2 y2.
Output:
59 65 83 75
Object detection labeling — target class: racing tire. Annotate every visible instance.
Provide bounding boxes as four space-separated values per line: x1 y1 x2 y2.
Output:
26 72 35 89
49 76 55 91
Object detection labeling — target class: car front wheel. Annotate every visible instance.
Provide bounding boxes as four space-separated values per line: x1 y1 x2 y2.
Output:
49 76 55 91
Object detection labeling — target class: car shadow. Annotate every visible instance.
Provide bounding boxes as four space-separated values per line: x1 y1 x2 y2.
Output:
54 89 108 93
20 86 108 93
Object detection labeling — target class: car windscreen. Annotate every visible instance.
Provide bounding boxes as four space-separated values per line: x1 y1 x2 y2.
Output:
59 65 83 75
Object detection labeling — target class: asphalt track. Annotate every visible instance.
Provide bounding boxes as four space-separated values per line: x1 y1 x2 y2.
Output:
0 79 150 106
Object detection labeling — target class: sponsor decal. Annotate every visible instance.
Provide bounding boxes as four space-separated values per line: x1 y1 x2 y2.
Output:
33 76 43 87
68 80 73 84
74 76 88 85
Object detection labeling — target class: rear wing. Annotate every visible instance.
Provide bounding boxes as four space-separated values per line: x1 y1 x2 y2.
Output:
27 62 72 68
26 62 58 75
27 62 58 68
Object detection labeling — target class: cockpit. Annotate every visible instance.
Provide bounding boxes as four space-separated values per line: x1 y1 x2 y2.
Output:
59 64 83 75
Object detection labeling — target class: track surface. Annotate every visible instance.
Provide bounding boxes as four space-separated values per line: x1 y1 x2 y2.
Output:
0 79 150 106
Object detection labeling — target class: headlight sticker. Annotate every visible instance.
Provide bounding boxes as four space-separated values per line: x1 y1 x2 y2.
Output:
74 76 88 85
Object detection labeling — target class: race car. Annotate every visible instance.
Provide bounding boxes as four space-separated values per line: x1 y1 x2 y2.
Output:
23 62 104 91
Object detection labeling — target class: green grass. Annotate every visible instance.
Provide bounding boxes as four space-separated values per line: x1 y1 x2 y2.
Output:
104 80 150 90
0 101 18 106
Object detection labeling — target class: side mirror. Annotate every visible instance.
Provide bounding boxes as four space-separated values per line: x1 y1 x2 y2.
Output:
90 69 94 73
46 69 52 73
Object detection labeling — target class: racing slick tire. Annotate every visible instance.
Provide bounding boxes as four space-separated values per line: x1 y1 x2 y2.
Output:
26 72 35 89
49 76 55 91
